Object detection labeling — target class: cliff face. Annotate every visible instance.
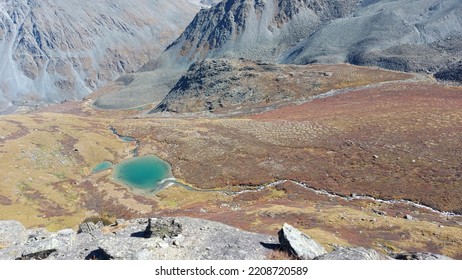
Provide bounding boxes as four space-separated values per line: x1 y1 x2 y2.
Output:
0 0 201 113
149 0 360 69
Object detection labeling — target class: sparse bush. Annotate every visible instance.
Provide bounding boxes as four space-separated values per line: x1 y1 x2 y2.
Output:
266 249 297 260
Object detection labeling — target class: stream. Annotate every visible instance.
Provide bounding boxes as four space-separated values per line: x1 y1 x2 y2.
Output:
159 178 460 217
106 126 459 218
109 125 140 157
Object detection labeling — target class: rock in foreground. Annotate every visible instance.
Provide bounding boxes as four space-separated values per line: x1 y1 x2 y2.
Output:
0 218 454 260
0 217 276 260
0 221 27 248
278 223 327 260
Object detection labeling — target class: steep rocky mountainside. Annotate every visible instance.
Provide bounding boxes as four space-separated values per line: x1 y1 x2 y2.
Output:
0 0 203 113
147 0 461 80
149 0 360 69
281 0 462 77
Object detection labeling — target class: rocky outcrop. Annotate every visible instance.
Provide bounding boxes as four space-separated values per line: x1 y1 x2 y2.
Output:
278 223 327 260
0 217 277 260
0 226 78 260
144 218 182 238
434 60 462 83
0 219 454 260
78 221 104 233
150 58 335 114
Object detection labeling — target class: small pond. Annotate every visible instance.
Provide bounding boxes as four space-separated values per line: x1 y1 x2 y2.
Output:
112 155 172 192
92 161 113 173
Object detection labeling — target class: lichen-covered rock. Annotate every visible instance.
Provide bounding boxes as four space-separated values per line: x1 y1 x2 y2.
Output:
78 221 104 233
95 217 276 260
278 223 327 260
0 221 27 248
20 228 76 256
315 247 388 260
98 236 162 260
145 218 182 238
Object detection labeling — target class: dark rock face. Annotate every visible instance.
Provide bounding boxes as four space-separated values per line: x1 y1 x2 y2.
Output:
393 252 453 260
278 223 327 260
151 59 240 113
151 58 337 114
315 246 388 260
158 0 360 68
144 218 182 239
434 61 462 83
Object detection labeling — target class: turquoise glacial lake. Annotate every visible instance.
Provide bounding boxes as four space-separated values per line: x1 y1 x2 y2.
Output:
113 155 171 191
92 161 113 173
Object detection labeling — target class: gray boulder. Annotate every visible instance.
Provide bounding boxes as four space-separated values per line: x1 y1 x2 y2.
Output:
315 246 387 260
278 223 327 260
78 221 104 233
20 228 76 257
0 221 27 248
0 245 25 260
98 236 162 260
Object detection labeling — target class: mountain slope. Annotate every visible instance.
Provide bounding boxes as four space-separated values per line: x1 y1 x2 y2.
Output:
153 0 461 77
93 0 462 110
281 0 462 74
0 0 202 113
148 0 361 69
94 0 361 110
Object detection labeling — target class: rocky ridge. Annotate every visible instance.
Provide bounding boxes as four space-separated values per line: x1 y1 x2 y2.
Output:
150 58 411 114
143 0 462 76
0 218 452 260
149 0 360 69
